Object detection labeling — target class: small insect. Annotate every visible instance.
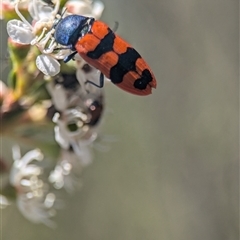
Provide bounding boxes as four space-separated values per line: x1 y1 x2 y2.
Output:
54 15 157 96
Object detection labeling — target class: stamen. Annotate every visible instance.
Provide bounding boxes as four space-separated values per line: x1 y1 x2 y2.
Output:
36 28 55 51
43 37 57 54
31 27 47 45
51 0 60 17
15 1 33 30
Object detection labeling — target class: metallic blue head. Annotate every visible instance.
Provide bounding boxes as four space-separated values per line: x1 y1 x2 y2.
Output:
54 15 90 47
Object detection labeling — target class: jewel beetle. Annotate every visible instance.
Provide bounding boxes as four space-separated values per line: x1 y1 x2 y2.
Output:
54 14 157 96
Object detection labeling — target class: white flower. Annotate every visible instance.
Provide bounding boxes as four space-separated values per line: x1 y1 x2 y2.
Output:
46 82 68 111
53 107 96 139
46 62 105 112
70 139 93 165
65 0 104 19
36 54 60 76
6 0 57 45
75 58 105 96
10 146 58 227
7 19 34 44
53 110 95 165
49 149 83 193
28 0 58 21
10 146 43 187
47 65 105 162
91 1 104 19
17 192 57 228
6 0 105 76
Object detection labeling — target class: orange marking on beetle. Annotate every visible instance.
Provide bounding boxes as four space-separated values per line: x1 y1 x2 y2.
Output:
135 58 148 73
95 51 119 78
76 34 100 53
91 21 109 40
116 71 153 95
79 51 119 79
122 71 139 83
113 36 131 54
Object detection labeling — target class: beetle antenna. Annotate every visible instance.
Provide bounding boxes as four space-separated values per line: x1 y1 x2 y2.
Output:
112 21 119 32
52 7 67 30
61 7 68 16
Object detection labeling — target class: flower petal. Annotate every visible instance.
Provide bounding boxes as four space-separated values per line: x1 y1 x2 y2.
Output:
65 0 92 15
92 1 104 19
7 19 34 44
36 54 60 76
28 1 54 20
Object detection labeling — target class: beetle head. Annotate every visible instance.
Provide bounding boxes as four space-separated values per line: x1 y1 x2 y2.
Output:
54 15 92 47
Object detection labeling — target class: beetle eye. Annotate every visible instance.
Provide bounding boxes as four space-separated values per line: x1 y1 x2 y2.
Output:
81 25 89 36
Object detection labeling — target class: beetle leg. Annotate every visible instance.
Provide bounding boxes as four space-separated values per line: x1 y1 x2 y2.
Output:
54 47 70 51
63 51 78 63
86 72 104 88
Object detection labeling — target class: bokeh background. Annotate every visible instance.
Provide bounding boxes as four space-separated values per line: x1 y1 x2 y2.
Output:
1 0 239 239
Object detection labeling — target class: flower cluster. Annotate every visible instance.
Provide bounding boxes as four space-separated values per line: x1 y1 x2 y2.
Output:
0 0 107 226
6 0 104 76
10 146 58 227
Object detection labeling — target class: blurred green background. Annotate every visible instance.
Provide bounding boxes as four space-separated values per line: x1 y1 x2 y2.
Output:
1 0 239 239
